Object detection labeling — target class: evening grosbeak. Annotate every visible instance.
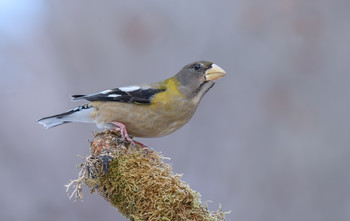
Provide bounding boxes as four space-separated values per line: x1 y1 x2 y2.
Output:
38 61 226 143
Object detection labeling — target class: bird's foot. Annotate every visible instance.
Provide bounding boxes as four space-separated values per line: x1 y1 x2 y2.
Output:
109 121 149 150
110 121 136 147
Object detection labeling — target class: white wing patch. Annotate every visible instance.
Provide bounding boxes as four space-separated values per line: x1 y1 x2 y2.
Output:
107 94 121 98
119 85 140 92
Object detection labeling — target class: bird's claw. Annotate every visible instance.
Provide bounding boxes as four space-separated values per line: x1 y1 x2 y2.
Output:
110 121 135 147
109 121 149 150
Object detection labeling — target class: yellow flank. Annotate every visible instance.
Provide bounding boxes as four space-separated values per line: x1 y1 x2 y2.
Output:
151 77 183 106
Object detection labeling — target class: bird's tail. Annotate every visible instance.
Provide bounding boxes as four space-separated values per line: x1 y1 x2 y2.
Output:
37 104 94 129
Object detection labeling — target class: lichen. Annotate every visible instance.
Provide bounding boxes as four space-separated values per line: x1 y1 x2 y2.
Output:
66 130 227 221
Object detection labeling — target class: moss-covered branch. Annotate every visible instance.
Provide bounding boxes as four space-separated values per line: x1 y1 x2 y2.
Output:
66 130 227 220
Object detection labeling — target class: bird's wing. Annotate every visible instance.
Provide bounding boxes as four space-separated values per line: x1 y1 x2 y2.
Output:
71 85 166 104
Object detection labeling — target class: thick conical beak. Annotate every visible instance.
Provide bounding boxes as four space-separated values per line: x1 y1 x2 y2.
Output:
204 64 226 81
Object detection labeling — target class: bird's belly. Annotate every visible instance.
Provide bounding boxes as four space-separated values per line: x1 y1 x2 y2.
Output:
94 102 197 137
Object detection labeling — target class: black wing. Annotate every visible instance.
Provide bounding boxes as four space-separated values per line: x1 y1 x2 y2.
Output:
71 86 165 104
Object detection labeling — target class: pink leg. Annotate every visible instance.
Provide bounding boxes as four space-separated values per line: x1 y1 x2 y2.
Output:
109 121 148 149
110 121 135 146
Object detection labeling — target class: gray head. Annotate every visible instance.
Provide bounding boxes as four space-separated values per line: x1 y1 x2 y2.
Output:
175 61 226 100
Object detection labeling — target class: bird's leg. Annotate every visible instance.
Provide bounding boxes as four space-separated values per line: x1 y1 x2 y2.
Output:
109 121 135 147
109 121 148 149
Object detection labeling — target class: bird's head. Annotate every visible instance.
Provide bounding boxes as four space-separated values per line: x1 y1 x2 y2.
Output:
175 61 226 99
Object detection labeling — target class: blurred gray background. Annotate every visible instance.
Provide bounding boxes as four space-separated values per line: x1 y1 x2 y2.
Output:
1 0 350 220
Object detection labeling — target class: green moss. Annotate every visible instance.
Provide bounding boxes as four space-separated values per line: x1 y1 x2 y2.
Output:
76 131 227 220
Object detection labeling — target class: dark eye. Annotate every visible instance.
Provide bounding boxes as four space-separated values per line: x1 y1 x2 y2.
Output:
193 64 201 70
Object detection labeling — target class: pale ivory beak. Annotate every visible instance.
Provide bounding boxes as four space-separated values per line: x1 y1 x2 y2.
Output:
204 64 226 81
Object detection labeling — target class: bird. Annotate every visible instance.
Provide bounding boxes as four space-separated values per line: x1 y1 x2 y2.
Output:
38 61 226 144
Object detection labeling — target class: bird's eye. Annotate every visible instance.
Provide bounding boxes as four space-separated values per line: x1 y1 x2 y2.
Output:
193 64 201 70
